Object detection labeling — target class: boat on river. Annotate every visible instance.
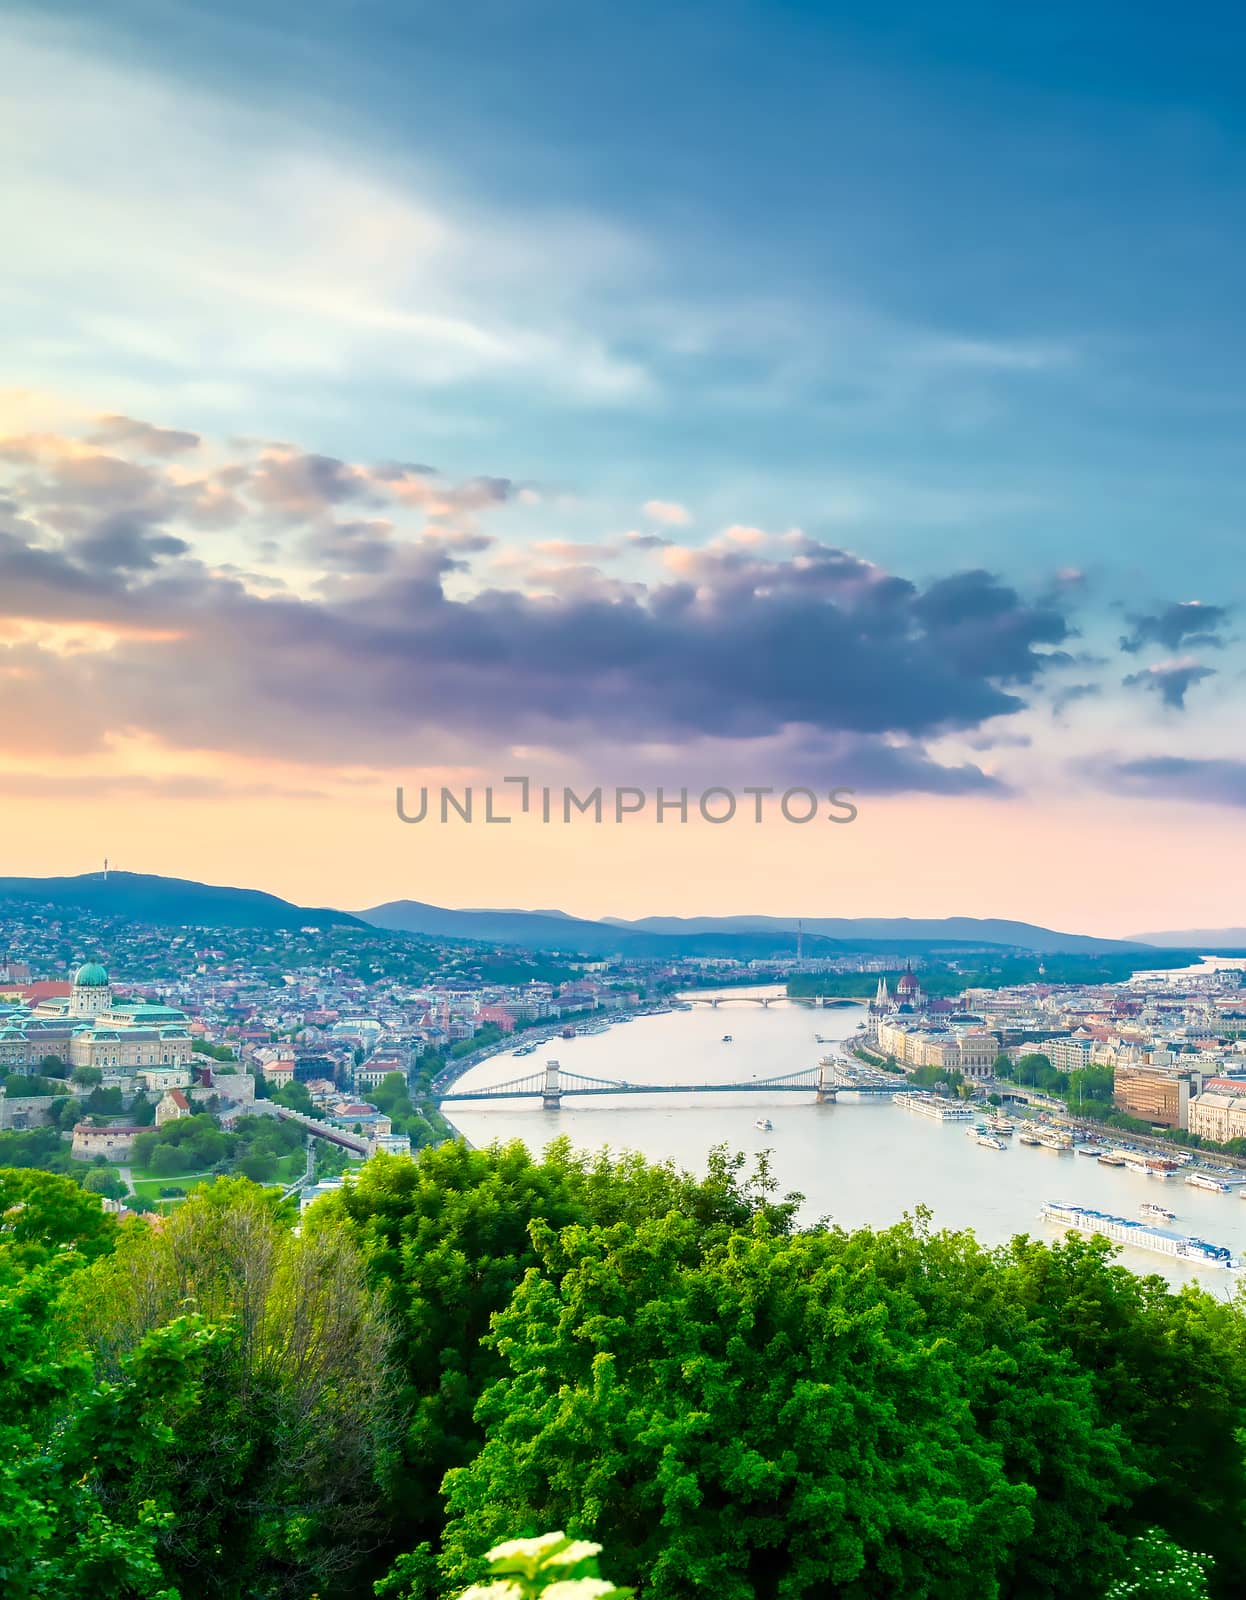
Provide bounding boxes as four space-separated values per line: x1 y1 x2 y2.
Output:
1186 1172 1231 1193
1042 1202 1238 1270
893 1091 973 1121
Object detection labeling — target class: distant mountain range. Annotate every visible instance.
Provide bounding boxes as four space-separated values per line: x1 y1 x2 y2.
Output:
1129 928 1246 950
0 872 1176 956
0 872 365 930
362 898 1150 957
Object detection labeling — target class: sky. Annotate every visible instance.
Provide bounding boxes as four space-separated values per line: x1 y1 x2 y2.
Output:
2 0 1245 933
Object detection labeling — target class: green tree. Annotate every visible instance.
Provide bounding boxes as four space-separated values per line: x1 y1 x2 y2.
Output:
1000 1233 1246 1593
324 1140 798 1548
72 1065 104 1088
1104 1528 1212 1598
0 1169 117 1269
0 1255 224 1600
83 1168 128 1200
440 1215 1049 1599
66 1178 397 1600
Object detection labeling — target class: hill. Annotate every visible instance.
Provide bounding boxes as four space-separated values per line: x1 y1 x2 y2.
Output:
1129 928 1246 950
605 913 1145 956
361 899 1148 957
0 871 365 930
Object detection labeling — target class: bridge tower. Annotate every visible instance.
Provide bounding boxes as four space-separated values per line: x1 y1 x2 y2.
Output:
542 1059 562 1111
815 1055 837 1104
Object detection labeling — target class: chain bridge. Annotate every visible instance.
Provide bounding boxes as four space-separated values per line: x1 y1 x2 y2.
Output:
439 1054 900 1110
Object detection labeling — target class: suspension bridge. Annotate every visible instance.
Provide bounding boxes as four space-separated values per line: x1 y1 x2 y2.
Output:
439 1055 900 1110
681 992 868 1008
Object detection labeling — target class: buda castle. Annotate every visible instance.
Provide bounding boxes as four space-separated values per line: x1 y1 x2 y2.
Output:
0 961 193 1074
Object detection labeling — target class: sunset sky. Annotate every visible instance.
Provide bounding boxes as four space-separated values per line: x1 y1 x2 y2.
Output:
3 2 1245 933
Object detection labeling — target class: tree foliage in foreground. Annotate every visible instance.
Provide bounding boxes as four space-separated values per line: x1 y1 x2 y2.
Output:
2 1145 1246 1599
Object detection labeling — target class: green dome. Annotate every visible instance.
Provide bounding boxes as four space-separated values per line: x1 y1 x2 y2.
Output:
73 961 110 987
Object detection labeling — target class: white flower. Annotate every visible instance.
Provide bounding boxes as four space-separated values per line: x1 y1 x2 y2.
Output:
488 1534 571 1564
541 1582 622 1600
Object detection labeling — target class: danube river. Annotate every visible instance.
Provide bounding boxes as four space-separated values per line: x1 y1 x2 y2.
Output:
445 988 1246 1291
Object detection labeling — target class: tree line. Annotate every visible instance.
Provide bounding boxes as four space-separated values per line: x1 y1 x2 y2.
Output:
2 1137 1243 1599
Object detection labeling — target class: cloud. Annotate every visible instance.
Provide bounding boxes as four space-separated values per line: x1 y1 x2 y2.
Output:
1052 682 1102 716
1105 757 1246 809
247 450 378 519
1122 659 1216 710
1 25 652 404
643 499 693 526
0 409 1075 791
1120 600 1230 655
88 415 201 456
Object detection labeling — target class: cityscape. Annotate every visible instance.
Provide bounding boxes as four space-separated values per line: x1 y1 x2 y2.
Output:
6 886 1246 1235
8 0 1246 1597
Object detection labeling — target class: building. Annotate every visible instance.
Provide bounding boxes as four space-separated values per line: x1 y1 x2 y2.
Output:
69 961 112 1018
1046 1035 1094 1073
1188 1088 1246 1145
18 965 195 1072
71 1123 145 1161
1113 1066 1193 1130
155 1087 193 1126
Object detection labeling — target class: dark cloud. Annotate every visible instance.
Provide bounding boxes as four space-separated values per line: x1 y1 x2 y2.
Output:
0 418 1076 790
89 415 201 456
247 451 376 518
910 569 1069 681
1106 757 1246 809
1120 601 1230 655
304 518 397 575
820 740 1005 796
1122 661 1216 710
71 512 191 572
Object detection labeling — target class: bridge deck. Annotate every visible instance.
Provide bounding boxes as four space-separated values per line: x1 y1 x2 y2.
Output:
441 1080 898 1102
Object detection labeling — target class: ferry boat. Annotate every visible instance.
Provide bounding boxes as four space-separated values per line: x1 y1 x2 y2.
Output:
988 1117 1015 1136
1141 1202 1177 1222
1041 1202 1238 1270
754 1117 773 1132
1123 1156 1176 1178
1186 1172 1231 1193
976 1134 1007 1151
1018 1131 1041 1146
893 1091 973 1121
1034 1127 1074 1151
1078 1144 1103 1156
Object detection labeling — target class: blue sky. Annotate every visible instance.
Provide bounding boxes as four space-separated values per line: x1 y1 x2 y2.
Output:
2 1 1245 924
11 0 1246 587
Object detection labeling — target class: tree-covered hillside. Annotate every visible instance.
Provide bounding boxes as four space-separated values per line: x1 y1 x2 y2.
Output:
2 1145 1243 1598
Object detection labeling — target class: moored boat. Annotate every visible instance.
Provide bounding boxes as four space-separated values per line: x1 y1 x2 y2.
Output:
1042 1202 1239 1270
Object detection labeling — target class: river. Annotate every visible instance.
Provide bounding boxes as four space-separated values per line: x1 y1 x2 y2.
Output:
444 986 1246 1291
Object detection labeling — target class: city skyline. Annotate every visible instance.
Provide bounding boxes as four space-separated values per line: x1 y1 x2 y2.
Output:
4 3 1246 930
